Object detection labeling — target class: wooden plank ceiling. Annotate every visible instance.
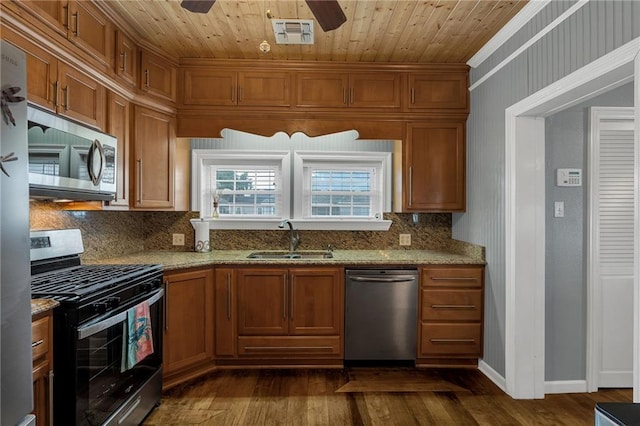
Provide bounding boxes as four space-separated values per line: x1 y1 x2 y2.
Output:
102 0 528 63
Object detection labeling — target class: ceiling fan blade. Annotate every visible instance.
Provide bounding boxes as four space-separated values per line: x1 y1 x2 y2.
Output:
305 0 347 32
180 0 216 14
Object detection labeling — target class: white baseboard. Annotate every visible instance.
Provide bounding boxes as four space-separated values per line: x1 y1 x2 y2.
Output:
478 359 506 392
545 380 588 394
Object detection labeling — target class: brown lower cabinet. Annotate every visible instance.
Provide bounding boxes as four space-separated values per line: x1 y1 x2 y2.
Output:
417 265 485 367
162 268 215 389
214 266 344 366
32 310 53 426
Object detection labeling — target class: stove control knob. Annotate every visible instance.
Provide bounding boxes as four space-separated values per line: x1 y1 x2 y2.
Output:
93 302 108 314
107 297 120 309
141 283 153 293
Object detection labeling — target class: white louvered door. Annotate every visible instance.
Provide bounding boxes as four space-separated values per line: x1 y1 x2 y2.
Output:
589 107 635 388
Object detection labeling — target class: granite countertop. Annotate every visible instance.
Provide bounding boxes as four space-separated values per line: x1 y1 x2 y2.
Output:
31 298 60 316
88 249 485 271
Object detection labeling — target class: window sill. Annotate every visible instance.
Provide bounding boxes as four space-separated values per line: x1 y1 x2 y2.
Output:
191 218 392 231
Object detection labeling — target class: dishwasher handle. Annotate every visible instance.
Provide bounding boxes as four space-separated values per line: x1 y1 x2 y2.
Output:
349 276 416 283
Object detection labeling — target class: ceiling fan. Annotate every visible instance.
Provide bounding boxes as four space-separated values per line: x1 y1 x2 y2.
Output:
180 0 347 32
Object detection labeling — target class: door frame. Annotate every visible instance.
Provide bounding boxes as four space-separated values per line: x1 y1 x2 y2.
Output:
504 38 640 399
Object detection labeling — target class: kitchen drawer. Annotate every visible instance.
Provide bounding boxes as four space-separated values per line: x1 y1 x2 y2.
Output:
422 267 483 288
31 315 50 362
420 323 482 356
237 336 341 357
421 289 482 321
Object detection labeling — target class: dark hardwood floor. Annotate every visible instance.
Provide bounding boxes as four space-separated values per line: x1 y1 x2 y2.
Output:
143 368 632 425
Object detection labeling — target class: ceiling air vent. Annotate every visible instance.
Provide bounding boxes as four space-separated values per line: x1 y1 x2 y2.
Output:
271 19 314 45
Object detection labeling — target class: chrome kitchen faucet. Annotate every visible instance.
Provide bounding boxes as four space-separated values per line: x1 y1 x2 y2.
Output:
279 220 300 252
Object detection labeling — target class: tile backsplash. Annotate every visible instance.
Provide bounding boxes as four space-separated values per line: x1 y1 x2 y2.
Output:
30 201 476 261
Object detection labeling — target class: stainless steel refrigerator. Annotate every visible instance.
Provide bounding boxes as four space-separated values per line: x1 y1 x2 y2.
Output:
1 40 36 425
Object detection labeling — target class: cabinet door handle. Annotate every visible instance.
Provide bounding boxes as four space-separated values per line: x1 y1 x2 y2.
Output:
343 87 347 105
63 4 69 29
411 87 415 104
238 86 243 103
430 338 476 343
231 86 235 103
62 86 69 110
120 51 127 72
408 166 413 207
52 81 59 107
431 304 476 309
226 272 231 320
136 159 142 203
72 12 79 36
290 274 294 321
144 69 150 88
350 87 354 105
164 280 169 331
282 274 287 320
31 339 44 348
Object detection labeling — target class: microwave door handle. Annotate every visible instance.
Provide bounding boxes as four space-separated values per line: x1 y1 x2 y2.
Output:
87 139 104 186
77 288 164 340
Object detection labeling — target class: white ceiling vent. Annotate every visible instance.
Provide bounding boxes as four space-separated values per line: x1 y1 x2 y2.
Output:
271 19 314 45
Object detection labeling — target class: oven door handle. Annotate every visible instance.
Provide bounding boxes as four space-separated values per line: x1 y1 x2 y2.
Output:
77 289 164 340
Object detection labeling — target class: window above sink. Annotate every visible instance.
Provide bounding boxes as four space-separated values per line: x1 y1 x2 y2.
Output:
191 129 392 231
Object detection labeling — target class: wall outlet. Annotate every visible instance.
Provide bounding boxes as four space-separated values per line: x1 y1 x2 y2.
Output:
172 233 185 246
399 234 411 246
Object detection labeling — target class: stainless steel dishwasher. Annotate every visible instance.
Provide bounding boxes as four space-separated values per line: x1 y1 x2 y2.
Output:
345 269 419 362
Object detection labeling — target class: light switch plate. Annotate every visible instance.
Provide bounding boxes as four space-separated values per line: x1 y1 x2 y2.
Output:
399 234 411 246
554 201 565 218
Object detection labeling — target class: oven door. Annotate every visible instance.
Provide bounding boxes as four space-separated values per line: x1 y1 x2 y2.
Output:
75 289 163 426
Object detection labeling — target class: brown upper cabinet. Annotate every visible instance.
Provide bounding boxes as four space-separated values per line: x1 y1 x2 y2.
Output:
103 92 130 209
114 29 137 86
132 106 176 209
408 72 469 112
181 69 291 107
5 29 105 129
404 121 466 212
140 50 177 102
296 72 401 109
14 0 113 68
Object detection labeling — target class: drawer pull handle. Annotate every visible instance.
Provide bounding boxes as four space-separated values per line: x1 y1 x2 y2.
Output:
32 339 44 348
244 346 333 352
431 304 476 309
430 338 476 343
430 277 478 281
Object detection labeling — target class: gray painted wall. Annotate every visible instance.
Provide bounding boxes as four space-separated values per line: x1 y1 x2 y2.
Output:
453 0 640 377
545 83 633 381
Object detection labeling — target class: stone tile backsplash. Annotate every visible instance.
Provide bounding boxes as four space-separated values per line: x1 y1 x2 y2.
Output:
30 201 475 260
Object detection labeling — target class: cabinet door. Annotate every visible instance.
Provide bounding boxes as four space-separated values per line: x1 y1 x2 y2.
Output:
296 72 348 108
14 0 68 36
405 121 465 212
32 361 52 426
140 50 177 101
214 269 237 357
238 71 291 107
58 63 106 129
68 0 112 67
349 73 401 108
181 69 236 106
289 268 343 336
104 92 130 208
2 28 58 112
237 269 288 335
132 106 175 209
163 269 214 375
408 72 468 111
115 30 137 86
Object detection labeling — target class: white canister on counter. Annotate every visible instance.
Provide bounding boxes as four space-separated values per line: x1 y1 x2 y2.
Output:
192 219 210 252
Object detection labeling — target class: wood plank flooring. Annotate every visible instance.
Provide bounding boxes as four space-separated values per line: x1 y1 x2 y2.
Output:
143 368 632 425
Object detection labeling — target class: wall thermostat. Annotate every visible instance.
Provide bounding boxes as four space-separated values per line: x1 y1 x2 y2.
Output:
556 168 582 187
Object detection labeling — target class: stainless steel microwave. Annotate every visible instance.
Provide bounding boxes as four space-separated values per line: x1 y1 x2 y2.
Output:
27 106 117 201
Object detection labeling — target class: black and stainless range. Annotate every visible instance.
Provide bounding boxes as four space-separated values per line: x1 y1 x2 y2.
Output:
30 229 163 426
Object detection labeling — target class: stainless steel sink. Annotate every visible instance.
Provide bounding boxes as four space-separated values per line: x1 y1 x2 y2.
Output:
247 251 333 260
